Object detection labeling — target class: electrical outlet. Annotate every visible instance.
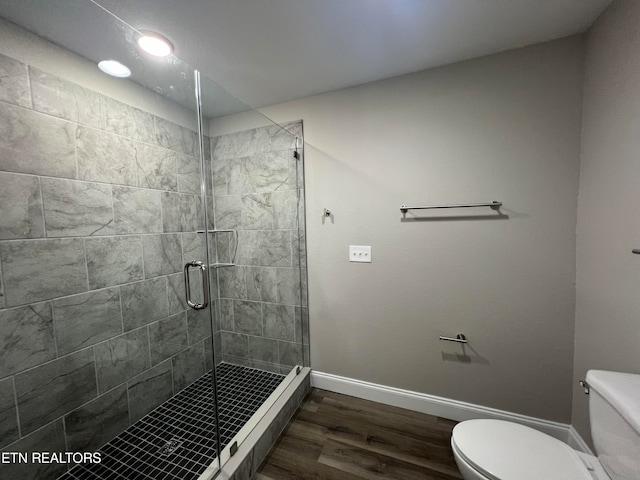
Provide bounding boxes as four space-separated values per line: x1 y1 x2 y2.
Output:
349 245 372 263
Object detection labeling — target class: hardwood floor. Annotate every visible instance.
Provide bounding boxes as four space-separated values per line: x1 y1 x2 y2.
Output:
255 389 464 480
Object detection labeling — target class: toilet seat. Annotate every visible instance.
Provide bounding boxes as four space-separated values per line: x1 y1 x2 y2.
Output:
451 419 594 480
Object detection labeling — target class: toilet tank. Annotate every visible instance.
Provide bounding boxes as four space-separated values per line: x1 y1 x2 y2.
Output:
586 370 640 480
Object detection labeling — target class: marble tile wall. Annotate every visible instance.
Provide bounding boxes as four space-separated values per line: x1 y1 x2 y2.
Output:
211 121 309 374
0 52 218 472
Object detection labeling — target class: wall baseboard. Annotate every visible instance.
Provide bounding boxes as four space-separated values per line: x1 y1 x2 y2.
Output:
311 371 592 452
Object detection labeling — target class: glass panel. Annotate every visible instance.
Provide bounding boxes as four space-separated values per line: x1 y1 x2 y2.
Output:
0 3 222 479
199 73 308 467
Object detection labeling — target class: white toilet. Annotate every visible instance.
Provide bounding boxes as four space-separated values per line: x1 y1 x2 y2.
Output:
451 370 640 480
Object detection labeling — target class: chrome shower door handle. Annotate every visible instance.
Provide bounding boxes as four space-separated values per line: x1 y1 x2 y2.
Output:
184 260 209 310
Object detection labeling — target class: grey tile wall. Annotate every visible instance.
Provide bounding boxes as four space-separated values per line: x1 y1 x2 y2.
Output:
0 302 56 377
142 233 182 278
64 384 129 452
0 258 4 309
234 300 263 335
0 419 67 480
0 54 31 108
85 236 144 289
0 53 219 465
135 143 178 191
77 126 137 185
53 288 122 355
263 303 295 341
95 327 150 393
155 116 198 156
172 342 205 392
30 66 102 128
0 102 77 178
187 308 213 345
101 96 155 143
41 177 114 237
112 186 162 234
0 172 45 240
161 191 203 232
221 331 249 359
149 312 188 365
0 377 19 448
15 348 97 435
1 238 87 305
127 360 174 423
120 277 169 331
212 121 308 374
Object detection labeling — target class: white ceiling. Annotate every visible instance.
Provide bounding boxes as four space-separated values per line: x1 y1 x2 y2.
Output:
94 0 611 108
0 0 611 112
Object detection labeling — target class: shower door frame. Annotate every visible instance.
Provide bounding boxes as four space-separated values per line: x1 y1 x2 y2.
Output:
194 76 308 477
192 69 223 478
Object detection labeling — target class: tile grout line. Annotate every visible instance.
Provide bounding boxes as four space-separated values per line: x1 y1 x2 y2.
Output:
92 346 100 398
0 229 210 244
2 415 65 452
125 375 133 429
146 324 152 369
0 242 6 309
109 185 117 243
82 238 90 292
50 299 60 359
37 175 47 240
0 272 190 312
140 235 146 281
0 96 199 159
25 63 34 110
11 375 22 440
61 412 69 458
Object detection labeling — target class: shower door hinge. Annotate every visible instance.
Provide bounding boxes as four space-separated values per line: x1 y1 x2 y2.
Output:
230 441 238 457
293 137 300 159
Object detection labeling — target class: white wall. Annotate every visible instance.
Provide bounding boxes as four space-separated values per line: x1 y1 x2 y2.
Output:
572 0 640 442
222 36 586 423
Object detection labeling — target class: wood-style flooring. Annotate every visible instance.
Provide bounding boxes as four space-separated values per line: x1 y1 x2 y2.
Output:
255 389 464 480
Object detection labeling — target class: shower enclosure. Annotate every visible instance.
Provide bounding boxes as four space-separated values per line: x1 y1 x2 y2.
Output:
0 3 308 480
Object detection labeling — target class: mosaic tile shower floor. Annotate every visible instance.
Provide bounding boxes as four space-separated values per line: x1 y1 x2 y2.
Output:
58 363 285 480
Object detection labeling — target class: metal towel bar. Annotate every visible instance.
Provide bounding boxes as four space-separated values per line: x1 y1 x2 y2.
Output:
439 334 468 344
401 201 502 213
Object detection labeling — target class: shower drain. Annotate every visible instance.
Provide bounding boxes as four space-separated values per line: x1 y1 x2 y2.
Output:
159 438 182 456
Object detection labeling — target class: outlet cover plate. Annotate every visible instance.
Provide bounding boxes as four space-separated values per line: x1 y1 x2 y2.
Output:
349 245 371 263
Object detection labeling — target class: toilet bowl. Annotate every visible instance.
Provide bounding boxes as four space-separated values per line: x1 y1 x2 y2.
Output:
451 419 606 480
450 370 640 480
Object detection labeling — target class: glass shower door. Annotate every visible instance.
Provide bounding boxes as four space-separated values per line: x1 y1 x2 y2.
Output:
197 73 309 470
0 3 222 479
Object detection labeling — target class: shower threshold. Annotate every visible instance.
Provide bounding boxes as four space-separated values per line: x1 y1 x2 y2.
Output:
58 363 285 480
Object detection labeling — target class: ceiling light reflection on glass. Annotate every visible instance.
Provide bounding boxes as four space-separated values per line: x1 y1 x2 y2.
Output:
98 60 131 78
138 33 173 57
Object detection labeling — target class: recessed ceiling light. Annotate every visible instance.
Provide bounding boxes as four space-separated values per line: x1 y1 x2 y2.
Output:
98 60 131 78
137 33 173 57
